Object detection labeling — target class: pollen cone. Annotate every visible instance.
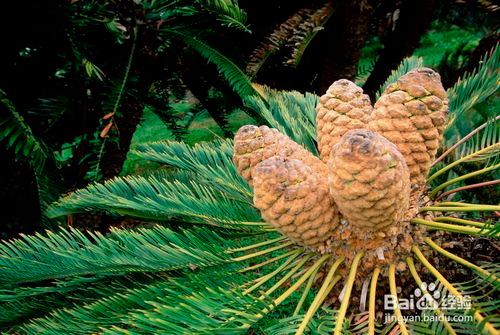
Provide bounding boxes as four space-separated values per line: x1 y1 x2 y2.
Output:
233 125 327 185
369 68 448 185
253 157 339 249
328 129 410 231
317 79 373 163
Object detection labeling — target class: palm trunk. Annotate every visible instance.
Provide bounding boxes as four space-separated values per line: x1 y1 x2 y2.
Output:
312 0 373 93
362 0 438 99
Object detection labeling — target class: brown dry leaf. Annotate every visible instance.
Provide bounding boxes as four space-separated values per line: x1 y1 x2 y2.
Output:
100 121 113 138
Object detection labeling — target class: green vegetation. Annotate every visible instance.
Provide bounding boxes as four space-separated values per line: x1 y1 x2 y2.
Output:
0 1 498 334
415 23 484 68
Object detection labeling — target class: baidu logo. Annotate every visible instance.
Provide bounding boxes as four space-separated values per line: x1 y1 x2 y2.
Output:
384 281 471 311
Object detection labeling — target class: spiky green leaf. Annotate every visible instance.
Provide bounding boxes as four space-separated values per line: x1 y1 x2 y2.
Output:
47 173 261 227
132 139 252 200
164 29 259 99
245 85 318 154
446 45 500 135
0 225 232 285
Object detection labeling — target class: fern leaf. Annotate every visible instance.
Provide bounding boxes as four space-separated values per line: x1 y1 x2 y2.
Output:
0 233 273 328
0 90 48 173
17 279 174 334
245 85 319 154
0 225 234 285
14 268 236 333
263 308 360 335
132 139 252 200
164 29 260 99
98 271 272 334
47 173 261 227
0 90 64 226
143 2 198 22
355 57 378 86
456 118 500 163
0 275 159 327
446 44 500 134
197 0 249 32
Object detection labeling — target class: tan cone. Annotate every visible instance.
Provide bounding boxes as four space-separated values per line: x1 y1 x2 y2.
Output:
369 68 448 185
233 125 327 185
328 129 410 231
253 157 339 249
317 79 373 163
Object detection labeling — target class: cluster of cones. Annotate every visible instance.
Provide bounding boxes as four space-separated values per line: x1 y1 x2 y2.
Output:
233 68 448 270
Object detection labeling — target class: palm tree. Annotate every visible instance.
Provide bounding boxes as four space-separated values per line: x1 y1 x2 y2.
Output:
0 47 498 334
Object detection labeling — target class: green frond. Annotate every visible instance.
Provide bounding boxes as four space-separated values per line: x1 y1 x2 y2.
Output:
446 44 500 135
164 29 259 99
356 58 377 84
456 264 500 295
0 225 233 285
1 233 278 329
262 308 364 335
245 85 319 154
427 118 500 196
17 279 174 335
131 139 252 200
0 90 64 226
98 270 272 334
13 266 250 334
429 161 500 199
263 314 306 335
407 272 500 335
246 2 333 76
47 173 261 227
455 118 500 163
433 116 500 169
197 0 249 32
0 274 161 327
82 58 105 81
404 280 452 335
375 56 424 99
407 311 454 335
0 90 48 173
36 171 66 226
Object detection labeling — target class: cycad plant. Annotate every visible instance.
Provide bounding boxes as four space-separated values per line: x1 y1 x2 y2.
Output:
0 48 498 334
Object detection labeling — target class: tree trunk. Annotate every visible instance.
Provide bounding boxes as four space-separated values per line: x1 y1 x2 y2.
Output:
289 0 372 93
362 0 438 99
312 0 373 93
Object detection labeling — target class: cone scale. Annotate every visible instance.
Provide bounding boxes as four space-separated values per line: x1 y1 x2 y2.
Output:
369 68 448 187
317 79 373 163
253 157 340 250
328 129 411 232
233 125 327 186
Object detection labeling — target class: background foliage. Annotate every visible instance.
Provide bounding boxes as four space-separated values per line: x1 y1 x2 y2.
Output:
0 0 498 333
